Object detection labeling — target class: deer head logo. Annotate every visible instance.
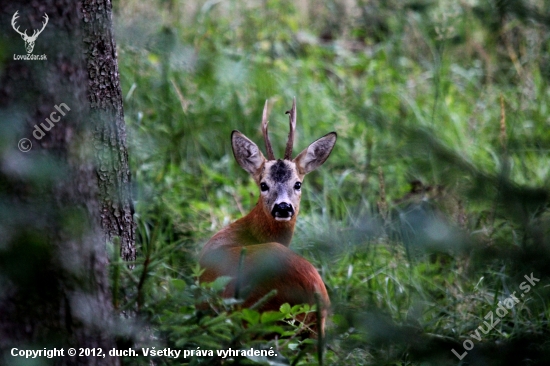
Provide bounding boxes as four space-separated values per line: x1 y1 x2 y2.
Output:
11 11 49 54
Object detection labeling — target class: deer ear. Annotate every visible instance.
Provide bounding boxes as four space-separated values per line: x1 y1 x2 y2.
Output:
232 130 266 175
294 132 337 175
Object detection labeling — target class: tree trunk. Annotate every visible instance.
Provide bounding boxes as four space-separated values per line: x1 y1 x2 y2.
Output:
82 0 136 263
0 0 134 364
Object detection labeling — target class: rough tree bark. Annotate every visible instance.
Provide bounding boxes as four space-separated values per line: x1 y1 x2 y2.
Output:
0 0 134 364
82 1 136 263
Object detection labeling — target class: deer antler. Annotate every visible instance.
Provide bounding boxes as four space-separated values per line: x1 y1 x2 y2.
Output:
11 11 28 38
11 12 48 40
284 97 296 160
30 13 49 40
261 100 275 160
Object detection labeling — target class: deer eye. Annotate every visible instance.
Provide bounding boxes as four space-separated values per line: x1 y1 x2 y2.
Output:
294 182 302 190
260 182 269 192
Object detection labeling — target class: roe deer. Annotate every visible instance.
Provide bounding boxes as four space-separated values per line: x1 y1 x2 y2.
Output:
199 98 337 336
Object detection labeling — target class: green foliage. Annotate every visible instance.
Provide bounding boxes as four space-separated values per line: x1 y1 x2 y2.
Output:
114 0 550 364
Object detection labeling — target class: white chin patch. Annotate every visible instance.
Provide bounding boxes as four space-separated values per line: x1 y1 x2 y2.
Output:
275 217 292 222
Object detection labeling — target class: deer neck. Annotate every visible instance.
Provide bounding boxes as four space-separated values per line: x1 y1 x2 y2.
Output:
238 200 297 247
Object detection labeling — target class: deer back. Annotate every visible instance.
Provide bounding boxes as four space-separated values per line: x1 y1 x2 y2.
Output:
199 99 336 336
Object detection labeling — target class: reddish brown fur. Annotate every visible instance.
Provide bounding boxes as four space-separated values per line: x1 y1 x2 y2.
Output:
199 196 329 335
199 101 335 337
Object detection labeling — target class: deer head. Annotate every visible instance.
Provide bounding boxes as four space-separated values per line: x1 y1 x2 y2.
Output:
12 11 49 54
232 98 337 221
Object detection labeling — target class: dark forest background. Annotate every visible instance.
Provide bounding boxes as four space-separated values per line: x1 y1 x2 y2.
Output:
1 0 550 365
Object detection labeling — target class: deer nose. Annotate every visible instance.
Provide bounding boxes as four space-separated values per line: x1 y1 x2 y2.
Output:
271 202 294 220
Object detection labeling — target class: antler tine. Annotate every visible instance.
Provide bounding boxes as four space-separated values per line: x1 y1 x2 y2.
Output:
261 100 275 160
11 11 27 37
31 13 48 39
283 97 296 160
39 13 48 32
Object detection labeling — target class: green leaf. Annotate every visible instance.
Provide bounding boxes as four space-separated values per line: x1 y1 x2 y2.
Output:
170 278 186 291
206 276 232 291
279 303 291 315
290 304 305 314
241 308 260 325
260 310 285 323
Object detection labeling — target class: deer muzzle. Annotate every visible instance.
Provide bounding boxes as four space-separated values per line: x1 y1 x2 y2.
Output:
271 202 294 221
